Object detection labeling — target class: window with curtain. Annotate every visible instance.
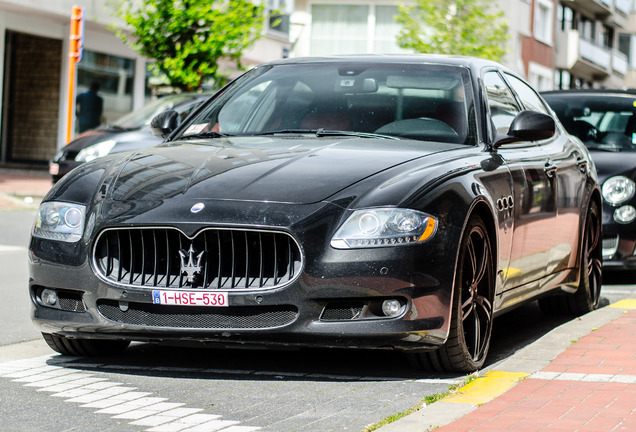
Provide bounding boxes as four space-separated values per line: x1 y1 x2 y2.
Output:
310 4 369 55
374 6 406 54
534 0 553 45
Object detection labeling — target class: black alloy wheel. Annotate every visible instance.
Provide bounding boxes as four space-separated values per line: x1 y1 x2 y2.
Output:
412 215 494 372
539 200 602 316
573 200 603 313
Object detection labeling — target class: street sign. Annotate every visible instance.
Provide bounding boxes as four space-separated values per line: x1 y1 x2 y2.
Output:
66 5 84 143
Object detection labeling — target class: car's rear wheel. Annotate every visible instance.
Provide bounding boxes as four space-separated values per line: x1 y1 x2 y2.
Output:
42 333 130 357
411 215 494 372
539 200 602 315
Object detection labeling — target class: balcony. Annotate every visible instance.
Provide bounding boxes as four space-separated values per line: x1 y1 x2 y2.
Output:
612 50 629 75
555 29 610 80
561 0 611 17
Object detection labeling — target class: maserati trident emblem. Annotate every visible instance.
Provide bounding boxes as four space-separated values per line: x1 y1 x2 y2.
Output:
191 203 205 213
179 244 205 286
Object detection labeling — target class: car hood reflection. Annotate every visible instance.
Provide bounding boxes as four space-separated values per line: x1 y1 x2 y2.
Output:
108 137 461 204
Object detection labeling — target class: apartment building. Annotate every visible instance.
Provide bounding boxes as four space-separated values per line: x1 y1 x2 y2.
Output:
289 0 557 89
0 0 291 168
554 0 632 89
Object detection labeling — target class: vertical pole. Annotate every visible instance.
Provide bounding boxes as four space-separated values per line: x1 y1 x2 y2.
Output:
66 5 83 143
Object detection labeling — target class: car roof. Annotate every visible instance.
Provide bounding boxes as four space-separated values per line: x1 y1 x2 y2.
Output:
261 54 508 74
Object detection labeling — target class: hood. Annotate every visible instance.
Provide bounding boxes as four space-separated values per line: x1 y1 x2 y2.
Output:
588 149 636 183
104 136 461 205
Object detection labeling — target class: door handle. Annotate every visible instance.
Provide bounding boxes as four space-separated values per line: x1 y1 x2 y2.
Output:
576 157 588 174
544 162 557 178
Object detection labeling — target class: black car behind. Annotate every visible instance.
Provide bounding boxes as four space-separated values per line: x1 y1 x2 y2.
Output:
543 90 636 270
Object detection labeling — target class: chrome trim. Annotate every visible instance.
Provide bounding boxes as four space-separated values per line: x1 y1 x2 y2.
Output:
602 235 619 260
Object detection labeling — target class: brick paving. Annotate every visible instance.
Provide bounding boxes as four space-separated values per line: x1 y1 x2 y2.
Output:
437 310 636 432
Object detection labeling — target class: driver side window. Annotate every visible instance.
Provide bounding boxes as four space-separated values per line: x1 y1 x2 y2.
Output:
483 71 519 135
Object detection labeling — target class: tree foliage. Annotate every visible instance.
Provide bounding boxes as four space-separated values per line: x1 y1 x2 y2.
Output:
112 0 267 91
396 0 509 62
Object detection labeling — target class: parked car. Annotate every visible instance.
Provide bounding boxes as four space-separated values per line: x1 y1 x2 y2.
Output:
30 55 601 372
49 93 209 183
542 89 636 271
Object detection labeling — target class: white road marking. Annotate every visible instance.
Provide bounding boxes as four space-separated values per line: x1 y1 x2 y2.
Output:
531 371 636 383
0 355 261 431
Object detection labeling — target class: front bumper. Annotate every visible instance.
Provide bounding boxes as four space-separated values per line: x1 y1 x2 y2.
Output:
602 206 636 270
29 232 456 352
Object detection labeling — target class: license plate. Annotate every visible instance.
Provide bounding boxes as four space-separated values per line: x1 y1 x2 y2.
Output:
152 290 229 307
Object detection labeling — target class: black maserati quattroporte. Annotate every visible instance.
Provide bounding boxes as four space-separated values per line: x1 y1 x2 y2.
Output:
29 55 601 372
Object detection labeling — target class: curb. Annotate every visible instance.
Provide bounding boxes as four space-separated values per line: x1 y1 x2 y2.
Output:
377 301 633 432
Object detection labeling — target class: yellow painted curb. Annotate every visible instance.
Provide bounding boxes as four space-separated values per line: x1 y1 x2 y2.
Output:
502 267 523 278
609 299 636 310
442 371 529 405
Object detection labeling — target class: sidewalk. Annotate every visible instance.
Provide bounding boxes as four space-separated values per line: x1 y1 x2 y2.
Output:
0 169 52 210
380 300 636 432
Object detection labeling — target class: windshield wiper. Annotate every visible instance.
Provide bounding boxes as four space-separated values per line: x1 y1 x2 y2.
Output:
315 129 401 140
252 129 401 140
179 131 232 140
251 129 319 136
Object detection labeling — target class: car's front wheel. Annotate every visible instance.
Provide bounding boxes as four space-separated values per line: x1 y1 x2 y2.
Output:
42 333 130 357
411 215 494 372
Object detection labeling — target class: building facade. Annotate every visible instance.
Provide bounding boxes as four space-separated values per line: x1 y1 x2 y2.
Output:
290 0 558 90
290 0 636 90
0 0 291 168
554 0 632 89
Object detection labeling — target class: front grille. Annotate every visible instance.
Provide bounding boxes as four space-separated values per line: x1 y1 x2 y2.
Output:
602 235 619 259
97 300 298 329
94 228 302 290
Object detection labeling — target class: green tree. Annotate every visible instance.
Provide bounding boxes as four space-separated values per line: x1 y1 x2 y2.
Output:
396 0 508 61
112 0 268 91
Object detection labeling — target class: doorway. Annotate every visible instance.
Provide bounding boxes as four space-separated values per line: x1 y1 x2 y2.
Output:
2 31 62 165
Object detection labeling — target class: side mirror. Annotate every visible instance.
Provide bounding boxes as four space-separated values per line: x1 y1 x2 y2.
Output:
494 110 555 147
150 110 180 138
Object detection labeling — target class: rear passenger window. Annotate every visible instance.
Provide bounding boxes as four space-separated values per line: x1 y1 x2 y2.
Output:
483 71 519 135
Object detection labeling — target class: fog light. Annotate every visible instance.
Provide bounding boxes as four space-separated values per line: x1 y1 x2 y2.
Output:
382 299 403 317
614 205 636 224
41 289 58 306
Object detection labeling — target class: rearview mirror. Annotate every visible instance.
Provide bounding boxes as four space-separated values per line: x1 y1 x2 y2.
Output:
150 110 180 139
494 110 555 147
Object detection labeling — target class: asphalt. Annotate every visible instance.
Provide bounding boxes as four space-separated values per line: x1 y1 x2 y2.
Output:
1 169 635 432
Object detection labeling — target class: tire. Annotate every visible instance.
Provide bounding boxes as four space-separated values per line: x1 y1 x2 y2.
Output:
539 200 602 316
42 333 130 357
412 216 494 372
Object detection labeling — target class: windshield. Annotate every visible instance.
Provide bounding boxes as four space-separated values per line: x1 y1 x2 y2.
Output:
178 62 476 145
113 95 198 130
543 93 636 152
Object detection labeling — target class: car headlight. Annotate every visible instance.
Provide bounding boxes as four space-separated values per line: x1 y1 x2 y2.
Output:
331 208 437 249
614 205 636 224
75 139 116 162
32 202 86 243
602 176 635 206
